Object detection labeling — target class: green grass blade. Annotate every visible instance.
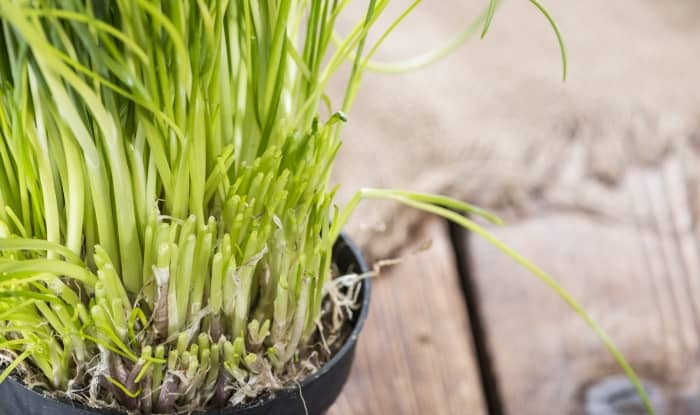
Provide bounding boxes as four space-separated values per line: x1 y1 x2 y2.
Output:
342 189 655 415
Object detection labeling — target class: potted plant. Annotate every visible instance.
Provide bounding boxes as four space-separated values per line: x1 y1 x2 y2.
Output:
0 1 654 414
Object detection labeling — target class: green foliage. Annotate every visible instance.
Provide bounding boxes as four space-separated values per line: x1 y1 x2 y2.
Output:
0 1 651 414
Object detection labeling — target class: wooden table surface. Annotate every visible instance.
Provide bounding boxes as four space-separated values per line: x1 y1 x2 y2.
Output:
328 157 700 415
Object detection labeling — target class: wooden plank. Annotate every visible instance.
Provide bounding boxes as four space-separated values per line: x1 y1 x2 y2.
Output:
464 156 700 414
330 219 486 415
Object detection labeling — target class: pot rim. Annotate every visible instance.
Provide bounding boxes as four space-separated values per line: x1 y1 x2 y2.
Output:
296 232 371 387
3 232 371 414
233 231 371 412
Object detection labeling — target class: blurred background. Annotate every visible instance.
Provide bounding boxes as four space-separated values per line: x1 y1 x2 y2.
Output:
328 1 700 414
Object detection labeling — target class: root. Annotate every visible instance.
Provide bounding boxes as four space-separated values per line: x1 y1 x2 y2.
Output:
3 255 405 414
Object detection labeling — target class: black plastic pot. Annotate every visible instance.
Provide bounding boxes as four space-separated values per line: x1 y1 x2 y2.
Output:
0 234 370 415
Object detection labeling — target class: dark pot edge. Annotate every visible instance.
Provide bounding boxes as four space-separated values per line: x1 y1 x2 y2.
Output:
236 231 371 412
298 232 371 387
2 232 371 415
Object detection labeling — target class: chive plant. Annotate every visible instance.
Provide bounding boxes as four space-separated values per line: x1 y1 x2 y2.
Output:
0 1 653 414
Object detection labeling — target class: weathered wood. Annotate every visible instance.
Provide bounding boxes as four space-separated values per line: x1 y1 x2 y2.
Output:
330 219 486 415
465 157 700 414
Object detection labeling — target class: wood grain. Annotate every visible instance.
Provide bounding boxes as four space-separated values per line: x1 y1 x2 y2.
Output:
330 219 486 415
464 156 700 414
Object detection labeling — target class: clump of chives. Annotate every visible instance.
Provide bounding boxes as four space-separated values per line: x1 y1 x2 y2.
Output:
0 1 652 414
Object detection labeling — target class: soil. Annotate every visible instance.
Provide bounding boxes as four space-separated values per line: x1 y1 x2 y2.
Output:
2 272 364 414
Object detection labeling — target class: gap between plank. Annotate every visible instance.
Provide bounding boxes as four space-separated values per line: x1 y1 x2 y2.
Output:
446 218 506 415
